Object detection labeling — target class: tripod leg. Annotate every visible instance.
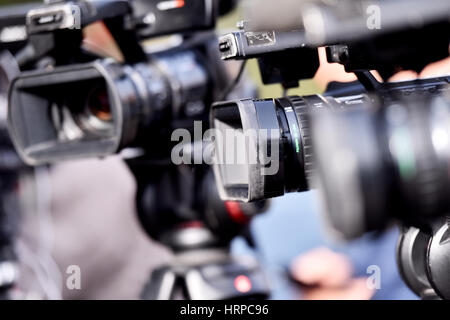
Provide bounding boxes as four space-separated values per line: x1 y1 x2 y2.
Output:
183 252 270 300
141 266 177 300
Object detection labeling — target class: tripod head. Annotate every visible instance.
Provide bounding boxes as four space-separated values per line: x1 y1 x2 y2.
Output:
126 157 271 300
129 161 268 251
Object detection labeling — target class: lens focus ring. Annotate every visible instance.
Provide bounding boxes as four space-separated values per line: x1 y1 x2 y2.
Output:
288 96 315 184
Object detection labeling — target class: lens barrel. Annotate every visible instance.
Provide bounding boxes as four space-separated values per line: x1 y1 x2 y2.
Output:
312 85 450 239
210 94 369 202
8 45 213 165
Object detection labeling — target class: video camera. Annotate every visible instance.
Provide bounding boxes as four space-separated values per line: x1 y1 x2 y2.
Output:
6 0 239 165
210 0 450 235
209 0 450 300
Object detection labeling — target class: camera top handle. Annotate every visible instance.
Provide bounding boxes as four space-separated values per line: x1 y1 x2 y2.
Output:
16 0 145 68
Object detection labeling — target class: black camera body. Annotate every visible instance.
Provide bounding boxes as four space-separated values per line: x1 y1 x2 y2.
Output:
312 77 450 239
210 0 450 242
133 0 238 39
6 0 234 165
132 0 217 39
210 0 450 299
8 34 228 164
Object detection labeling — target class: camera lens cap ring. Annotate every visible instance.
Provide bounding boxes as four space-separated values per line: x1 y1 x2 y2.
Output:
427 220 450 299
396 226 435 298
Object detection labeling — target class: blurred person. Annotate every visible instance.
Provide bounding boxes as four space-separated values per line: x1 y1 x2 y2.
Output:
50 158 172 299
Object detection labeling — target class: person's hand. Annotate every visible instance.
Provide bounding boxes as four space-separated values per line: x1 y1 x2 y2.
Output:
290 247 375 300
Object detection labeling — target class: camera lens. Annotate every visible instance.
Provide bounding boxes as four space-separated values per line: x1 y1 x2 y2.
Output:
74 84 114 137
87 86 112 122
210 94 369 202
312 91 450 239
